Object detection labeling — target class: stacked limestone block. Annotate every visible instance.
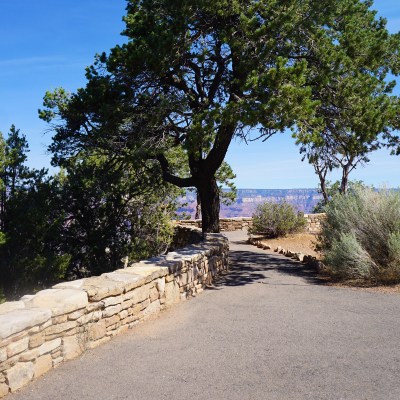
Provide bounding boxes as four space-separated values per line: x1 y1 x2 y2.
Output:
178 215 326 234
0 232 228 398
219 218 253 232
304 213 326 234
177 217 253 232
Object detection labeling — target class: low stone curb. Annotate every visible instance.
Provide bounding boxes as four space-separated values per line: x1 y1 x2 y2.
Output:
248 237 326 273
0 228 229 398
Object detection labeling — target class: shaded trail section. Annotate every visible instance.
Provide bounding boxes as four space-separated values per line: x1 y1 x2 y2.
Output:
10 231 400 400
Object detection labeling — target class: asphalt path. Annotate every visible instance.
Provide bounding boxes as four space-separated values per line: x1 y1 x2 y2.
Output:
10 231 400 400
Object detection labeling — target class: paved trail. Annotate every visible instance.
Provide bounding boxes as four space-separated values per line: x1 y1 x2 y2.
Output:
10 231 400 400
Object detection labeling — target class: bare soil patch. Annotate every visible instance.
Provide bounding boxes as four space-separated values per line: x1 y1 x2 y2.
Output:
259 233 321 258
256 233 400 295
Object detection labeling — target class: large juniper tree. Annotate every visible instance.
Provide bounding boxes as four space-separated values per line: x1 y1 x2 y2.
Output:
41 0 399 232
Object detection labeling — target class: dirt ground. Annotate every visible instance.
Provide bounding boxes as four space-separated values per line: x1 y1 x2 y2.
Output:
259 233 321 258
256 233 400 295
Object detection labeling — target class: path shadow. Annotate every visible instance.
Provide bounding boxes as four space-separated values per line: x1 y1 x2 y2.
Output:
212 247 327 288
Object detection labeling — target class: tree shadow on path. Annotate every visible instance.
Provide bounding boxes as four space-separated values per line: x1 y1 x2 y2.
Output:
211 237 328 288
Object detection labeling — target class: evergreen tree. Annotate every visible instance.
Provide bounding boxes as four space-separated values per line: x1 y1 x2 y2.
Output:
40 0 399 232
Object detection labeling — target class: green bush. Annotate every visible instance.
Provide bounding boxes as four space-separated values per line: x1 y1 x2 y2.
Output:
321 187 400 283
249 201 306 238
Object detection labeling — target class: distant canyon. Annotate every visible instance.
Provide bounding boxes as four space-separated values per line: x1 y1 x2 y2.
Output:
178 189 323 218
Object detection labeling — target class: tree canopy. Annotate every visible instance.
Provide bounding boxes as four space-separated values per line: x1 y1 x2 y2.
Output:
41 0 400 232
0 126 181 300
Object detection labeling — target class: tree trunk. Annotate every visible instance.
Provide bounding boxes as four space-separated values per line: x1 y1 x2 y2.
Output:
340 166 350 195
197 177 220 233
316 168 329 204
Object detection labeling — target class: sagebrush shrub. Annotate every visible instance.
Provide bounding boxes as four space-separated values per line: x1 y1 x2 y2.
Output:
321 187 400 283
249 201 306 238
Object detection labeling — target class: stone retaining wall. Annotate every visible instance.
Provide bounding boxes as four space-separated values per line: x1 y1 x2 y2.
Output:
177 217 253 232
0 230 228 397
178 214 326 234
304 213 325 234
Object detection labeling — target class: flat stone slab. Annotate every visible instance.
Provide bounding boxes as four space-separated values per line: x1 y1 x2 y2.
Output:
24 289 88 316
0 309 51 340
54 277 129 301
126 264 169 280
0 301 25 315
101 272 146 292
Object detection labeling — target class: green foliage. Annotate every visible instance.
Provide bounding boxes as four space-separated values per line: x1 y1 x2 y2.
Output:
294 0 400 196
321 187 400 283
58 153 180 278
40 0 379 232
216 162 237 207
324 232 377 280
312 180 365 212
0 127 70 299
0 126 181 299
249 201 306 238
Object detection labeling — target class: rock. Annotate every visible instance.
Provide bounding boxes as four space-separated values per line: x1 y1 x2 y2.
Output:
24 289 88 317
38 338 61 356
102 305 122 318
315 260 327 273
100 272 143 292
0 302 25 315
5 362 34 392
18 348 39 362
62 336 83 361
0 348 6 363
296 253 305 262
164 281 180 306
77 311 102 325
104 315 120 328
0 382 9 398
262 244 271 250
52 314 67 324
156 278 165 297
7 337 29 358
0 309 51 340
87 321 106 341
124 264 168 281
54 277 127 302
29 333 44 349
52 356 64 367
86 336 110 350
124 283 152 304
44 321 77 336
67 309 85 321
274 246 282 253
19 295 34 302
33 354 52 378
149 287 159 302
142 300 161 319
102 295 123 308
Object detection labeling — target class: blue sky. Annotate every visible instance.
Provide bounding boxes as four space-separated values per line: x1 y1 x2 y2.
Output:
0 0 399 189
